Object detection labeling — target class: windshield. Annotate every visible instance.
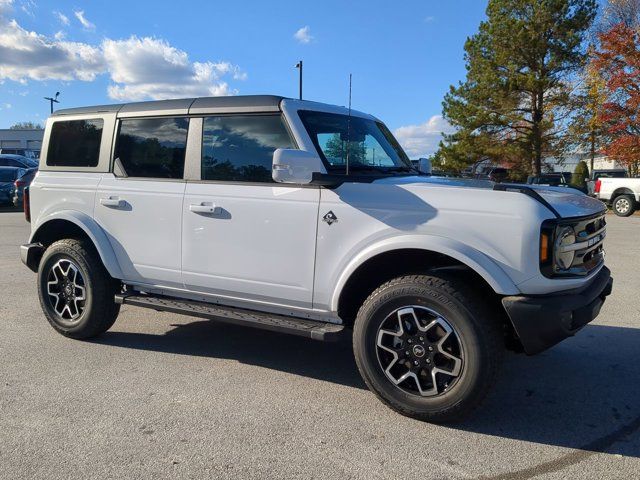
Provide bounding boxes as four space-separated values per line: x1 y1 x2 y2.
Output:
298 111 413 173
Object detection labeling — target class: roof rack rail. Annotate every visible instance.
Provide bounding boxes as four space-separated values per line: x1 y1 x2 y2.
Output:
493 183 561 218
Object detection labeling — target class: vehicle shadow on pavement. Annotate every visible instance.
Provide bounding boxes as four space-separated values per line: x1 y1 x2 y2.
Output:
458 324 640 458
96 321 640 457
97 318 367 390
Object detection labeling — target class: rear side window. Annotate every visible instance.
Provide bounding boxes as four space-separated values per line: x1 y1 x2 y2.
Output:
115 117 189 179
47 119 104 167
201 115 293 183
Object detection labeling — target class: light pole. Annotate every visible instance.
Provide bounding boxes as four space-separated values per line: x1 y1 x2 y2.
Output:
44 92 60 114
295 61 303 100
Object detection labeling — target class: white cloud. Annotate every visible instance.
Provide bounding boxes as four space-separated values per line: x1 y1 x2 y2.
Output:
294 26 313 44
73 10 95 31
0 102 12 109
0 0 14 14
54 11 69 26
0 9 246 102
394 115 454 158
0 19 105 81
103 36 245 101
424 16 435 23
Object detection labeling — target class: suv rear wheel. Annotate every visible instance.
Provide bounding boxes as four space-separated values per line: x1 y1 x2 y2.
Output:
612 194 636 217
37 239 120 339
353 274 503 423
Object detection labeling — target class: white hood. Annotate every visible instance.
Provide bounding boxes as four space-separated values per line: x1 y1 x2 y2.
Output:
373 175 606 219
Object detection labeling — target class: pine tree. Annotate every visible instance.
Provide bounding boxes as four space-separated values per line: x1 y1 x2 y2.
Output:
437 0 597 175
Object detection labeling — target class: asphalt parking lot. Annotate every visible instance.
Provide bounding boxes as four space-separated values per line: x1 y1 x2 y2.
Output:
0 209 638 480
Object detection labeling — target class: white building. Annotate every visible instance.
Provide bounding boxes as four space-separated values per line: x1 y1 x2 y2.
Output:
545 152 626 174
0 129 44 158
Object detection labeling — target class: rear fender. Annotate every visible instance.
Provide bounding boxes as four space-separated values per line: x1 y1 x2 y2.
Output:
29 210 123 279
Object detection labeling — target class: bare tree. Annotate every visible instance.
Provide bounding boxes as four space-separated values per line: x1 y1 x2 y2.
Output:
601 0 640 29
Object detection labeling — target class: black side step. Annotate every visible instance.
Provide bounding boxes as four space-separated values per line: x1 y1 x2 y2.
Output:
115 293 346 341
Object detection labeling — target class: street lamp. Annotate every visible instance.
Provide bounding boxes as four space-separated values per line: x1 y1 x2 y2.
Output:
295 61 303 100
44 92 60 114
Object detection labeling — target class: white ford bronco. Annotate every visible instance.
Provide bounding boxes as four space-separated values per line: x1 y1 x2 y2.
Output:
21 95 612 422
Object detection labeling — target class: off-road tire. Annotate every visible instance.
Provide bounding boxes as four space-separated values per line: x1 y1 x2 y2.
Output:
37 239 120 339
612 194 635 217
353 274 503 423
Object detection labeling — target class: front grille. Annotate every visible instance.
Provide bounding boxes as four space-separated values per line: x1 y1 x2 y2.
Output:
561 214 606 276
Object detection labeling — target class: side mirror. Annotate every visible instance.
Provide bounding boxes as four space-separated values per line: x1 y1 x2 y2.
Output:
416 157 432 175
272 149 324 184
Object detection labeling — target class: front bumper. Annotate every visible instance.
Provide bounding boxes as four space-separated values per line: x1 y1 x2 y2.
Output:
502 266 613 355
20 243 44 272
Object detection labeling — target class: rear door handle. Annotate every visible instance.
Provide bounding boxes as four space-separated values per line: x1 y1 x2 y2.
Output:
100 196 125 208
189 203 221 214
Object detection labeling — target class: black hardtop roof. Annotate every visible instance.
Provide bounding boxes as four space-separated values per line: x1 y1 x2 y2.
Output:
52 95 288 117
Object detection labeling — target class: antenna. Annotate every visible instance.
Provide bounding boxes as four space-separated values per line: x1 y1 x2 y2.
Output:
345 73 352 176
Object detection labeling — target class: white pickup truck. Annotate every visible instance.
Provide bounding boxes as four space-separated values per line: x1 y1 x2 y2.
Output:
20 95 612 422
594 177 640 216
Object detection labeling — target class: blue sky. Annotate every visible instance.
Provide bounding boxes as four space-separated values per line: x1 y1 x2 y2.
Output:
0 0 488 156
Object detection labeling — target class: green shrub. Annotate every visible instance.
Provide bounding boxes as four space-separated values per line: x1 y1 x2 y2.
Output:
571 161 589 189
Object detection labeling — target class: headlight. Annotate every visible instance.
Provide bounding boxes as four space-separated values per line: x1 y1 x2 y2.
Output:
554 226 576 270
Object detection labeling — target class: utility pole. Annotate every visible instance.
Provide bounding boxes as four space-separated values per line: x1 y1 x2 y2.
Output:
44 92 60 114
295 61 303 100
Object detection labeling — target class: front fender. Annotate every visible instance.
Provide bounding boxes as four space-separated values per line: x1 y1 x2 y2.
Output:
328 234 520 312
30 210 123 279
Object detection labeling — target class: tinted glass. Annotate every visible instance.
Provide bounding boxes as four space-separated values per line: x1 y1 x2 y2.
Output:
202 115 293 182
47 119 103 167
0 155 35 168
298 111 411 173
0 169 18 182
0 158 19 167
116 117 189 179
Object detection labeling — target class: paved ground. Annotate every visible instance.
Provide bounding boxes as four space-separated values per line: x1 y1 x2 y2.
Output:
0 209 638 480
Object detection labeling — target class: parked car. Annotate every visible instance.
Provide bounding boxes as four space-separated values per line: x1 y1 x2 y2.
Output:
0 154 38 169
21 95 612 423
0 148 40 159
487 167 509 182
587 169 628 196
0 166 27 205
12 168 37 207
594 176 640 216
527 173 566 187
591 168 627 180
527 173 587 193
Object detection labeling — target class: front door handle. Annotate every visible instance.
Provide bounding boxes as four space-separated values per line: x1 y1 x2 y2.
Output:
100 196 125 208
189 203 221 214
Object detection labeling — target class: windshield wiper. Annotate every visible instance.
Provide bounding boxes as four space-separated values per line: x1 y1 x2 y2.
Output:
328 164 417 175
339 164 385 173
381 166 418 174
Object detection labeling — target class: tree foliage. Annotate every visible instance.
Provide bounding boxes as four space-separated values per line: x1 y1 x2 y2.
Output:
568 52 607 171
9 121 42 130
593 22 640 175
571 160 590 187
437 0 597 175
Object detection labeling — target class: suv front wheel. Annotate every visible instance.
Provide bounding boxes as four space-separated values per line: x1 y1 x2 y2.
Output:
353 274 503 423
37 239 120 339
